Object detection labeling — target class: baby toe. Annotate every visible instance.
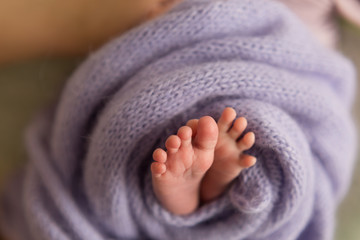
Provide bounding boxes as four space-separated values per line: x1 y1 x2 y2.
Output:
186 119 198 137
177 126 193 147
237 131 255 151
153 148 167 163
194 116 218 150
218 107 236 133
165 135 181 154
228 117 247 139
151 162 167 177
239 154 257 168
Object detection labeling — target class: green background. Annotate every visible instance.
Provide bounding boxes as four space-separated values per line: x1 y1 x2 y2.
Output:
0 24 359 239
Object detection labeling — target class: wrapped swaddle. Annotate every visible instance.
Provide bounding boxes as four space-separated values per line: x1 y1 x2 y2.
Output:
0 0 357 239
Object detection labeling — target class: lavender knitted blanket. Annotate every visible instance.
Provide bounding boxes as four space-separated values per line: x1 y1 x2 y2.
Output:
0 0 357 239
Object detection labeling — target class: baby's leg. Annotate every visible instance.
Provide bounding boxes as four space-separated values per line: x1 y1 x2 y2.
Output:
187 108 256 204
151 116 218 215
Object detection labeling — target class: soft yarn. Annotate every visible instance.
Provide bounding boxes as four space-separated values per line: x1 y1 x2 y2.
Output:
0 0 357 239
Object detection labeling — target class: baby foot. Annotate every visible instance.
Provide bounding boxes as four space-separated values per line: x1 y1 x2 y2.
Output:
151 116 218 215
188 107 256 203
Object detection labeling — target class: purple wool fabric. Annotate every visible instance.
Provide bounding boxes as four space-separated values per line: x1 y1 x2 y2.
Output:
0 0 357 239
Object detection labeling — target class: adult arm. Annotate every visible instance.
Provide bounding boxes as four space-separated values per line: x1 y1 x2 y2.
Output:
0 0 176 64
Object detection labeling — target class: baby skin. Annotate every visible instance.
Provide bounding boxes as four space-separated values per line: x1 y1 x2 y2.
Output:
151 107 256 215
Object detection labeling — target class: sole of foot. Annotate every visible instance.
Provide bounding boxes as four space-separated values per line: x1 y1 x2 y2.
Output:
151 116 218 215
187 107 257 203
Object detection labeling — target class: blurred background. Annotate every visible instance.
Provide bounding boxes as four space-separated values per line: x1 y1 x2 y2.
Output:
335 22 360 239
0 13 359 240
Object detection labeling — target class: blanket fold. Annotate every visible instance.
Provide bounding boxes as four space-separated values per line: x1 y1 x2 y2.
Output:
0 0 357 239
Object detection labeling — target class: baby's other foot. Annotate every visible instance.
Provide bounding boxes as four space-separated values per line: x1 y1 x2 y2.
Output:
151 116 218 215
196 107 256 203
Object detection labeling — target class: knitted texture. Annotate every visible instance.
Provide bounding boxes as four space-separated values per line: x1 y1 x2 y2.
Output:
0 0 357 239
